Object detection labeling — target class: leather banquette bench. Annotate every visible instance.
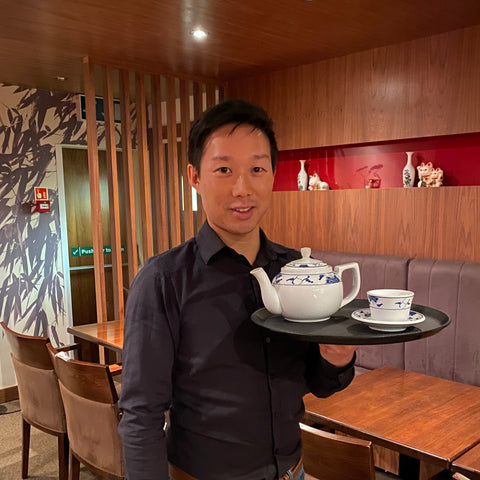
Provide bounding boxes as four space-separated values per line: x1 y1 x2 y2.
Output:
311 250 480 387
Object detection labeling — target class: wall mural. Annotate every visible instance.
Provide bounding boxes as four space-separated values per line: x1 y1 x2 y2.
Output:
0 83 122 389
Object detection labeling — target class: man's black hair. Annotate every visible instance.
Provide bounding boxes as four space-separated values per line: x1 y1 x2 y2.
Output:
188 99 278 173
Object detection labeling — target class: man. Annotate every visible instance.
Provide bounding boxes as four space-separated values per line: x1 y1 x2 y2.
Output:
119 100 357 480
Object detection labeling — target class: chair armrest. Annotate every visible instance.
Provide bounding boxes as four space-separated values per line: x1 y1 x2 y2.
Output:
108 363 122 376
56 343 82 360
452 474 472 480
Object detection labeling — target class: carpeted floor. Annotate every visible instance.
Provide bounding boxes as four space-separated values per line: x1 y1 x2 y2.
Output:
0 400 99 479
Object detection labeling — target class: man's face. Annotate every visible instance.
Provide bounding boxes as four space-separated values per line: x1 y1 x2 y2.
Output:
188 123 275 243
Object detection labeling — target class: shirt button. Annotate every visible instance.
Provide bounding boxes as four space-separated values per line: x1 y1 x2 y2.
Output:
265 337 271 344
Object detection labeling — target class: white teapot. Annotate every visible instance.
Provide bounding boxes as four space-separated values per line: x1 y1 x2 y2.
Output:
250 247 360 322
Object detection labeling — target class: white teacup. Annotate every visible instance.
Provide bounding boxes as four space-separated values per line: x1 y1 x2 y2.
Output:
367 289 414 322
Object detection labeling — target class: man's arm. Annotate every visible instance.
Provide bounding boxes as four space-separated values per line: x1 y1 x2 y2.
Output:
118 260 177 480
305 344 357 398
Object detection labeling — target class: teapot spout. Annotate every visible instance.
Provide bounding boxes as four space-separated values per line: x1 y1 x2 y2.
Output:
250 267 282 315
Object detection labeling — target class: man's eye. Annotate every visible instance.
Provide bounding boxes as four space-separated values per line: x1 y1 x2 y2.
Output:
218 167 230 173
253 167 265 173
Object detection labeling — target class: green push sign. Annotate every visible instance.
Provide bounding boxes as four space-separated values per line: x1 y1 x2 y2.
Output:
71 245 125 257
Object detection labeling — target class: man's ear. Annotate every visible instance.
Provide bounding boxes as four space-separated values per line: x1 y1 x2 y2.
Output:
187 164 200 193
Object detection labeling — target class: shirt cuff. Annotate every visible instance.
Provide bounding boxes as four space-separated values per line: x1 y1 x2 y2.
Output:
322 351 356 384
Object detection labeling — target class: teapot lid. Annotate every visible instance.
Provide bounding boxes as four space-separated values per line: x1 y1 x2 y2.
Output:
281 247 333 274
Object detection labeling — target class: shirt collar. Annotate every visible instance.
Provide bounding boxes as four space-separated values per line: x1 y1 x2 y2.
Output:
196 221 291 265
196 222 227 264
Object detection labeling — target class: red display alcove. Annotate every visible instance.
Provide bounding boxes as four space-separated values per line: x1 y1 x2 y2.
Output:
274 132 480 191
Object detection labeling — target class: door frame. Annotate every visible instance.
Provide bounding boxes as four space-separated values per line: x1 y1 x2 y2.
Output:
56 144 115 330
56 144 76 330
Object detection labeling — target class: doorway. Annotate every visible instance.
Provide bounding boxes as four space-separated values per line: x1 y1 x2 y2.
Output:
57 146 129 362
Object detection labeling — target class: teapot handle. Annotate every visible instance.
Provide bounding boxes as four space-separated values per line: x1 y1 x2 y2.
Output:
334 262 361 308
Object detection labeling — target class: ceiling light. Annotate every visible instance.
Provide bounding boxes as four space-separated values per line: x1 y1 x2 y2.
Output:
55 76 67 81
192 28 208 40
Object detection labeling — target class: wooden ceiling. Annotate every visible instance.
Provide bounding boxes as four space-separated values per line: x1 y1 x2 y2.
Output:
1 0 480 95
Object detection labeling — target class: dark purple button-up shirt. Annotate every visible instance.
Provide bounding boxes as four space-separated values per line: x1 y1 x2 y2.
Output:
119 222 354 480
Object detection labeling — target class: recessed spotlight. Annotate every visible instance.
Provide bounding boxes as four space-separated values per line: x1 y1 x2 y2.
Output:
55 76 67 81
192 28 208 40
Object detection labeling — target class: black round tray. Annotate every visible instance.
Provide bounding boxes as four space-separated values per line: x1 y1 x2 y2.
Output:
251 299 450 345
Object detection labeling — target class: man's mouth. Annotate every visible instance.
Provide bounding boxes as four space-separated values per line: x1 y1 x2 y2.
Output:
232 207 252 213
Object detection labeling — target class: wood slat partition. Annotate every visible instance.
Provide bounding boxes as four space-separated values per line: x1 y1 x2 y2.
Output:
119 69 138 285
179 79 194 240
102 66 124 321
218 86 225 103
135 73 154 261
191 82 205 226
206 84 216 109
81 58 222 329
166 76 182 247
260 187 480 262
82 57 107 328
150 75 169 253
192 82 203 117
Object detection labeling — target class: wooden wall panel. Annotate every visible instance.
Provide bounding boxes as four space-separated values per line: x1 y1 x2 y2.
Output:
227 26 480 150
227 27 480 264
261 187 480 262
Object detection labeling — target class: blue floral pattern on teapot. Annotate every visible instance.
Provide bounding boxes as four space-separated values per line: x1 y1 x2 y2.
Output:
273 273 341 286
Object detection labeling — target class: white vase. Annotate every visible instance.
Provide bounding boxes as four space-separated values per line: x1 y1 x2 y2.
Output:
403 152 415 188
297 160 308 191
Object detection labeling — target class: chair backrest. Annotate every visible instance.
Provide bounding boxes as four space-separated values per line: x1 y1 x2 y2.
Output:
47 343 124 479
1 321 66 433
300 423 376 480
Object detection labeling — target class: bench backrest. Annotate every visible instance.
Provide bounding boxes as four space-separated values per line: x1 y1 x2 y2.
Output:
311 250 480 386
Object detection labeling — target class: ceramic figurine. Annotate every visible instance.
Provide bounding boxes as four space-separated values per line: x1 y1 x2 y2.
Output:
417 162 433 187
429 167 444 187
308 172 329 190
250 247 360 322
417 162 444 187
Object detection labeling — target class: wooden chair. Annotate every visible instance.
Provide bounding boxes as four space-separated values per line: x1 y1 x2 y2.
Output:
0 321 80 480
47 343 124 480
453 473 473 480
300 423 376 480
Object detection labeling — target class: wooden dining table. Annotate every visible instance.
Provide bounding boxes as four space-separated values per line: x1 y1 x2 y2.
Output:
68 320 124 354
303 366 480 480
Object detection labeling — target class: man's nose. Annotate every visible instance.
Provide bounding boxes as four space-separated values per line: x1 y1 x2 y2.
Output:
232 174 251 196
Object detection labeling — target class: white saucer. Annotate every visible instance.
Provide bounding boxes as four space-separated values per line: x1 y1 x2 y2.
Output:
351 309 425 332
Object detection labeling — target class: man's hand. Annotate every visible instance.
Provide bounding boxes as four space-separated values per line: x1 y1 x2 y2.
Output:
319 344 357 367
